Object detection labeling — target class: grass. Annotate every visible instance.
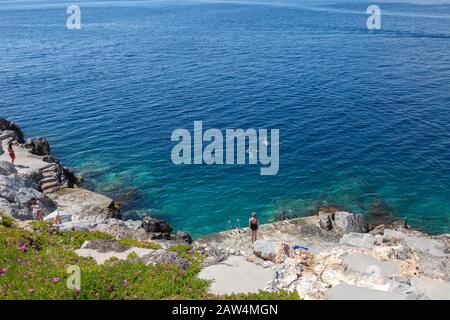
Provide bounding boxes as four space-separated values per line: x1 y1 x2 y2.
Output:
0 223 300 300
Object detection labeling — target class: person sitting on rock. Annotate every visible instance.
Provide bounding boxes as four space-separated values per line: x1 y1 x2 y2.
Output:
7 141 16 165
249 212 259 243
53 210 62 225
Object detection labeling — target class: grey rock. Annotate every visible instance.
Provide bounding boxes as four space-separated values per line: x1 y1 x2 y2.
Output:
417 252 450 281
393 244 412 260
332 211 368 234
384 229 449 258
369 224 385 236
0 118 25 143
319 212 332 231
47 188 120 220
391 275 411 285
141 216 173 234
28 137 51 156
340 232 376 249
0 174 55 219
171 230 193 244
195 245 229 266
252 240 290 263
140 249 190 270
83 240 130 253
0 161 18 176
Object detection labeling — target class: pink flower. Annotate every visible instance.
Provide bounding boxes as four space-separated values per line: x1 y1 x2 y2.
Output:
0 268 6 275
28 288 34 293
122 279 128 287
17 245 28 252
51 277 60 283
16 258 22 262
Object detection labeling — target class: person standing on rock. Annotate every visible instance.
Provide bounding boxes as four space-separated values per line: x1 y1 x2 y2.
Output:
249 212 259 243
7 141 16 165
31 199 43 221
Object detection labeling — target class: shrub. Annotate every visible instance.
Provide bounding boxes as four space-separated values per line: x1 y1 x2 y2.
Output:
0 212 14 228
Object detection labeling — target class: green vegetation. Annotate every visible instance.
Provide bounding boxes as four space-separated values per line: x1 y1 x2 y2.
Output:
117 238 161 250
0 223 300 300
0 212 14 228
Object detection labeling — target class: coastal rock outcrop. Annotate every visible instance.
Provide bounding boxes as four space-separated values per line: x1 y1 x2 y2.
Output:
196 212 450 300
47 188 121 220
252 240 291 263
0 161 18 176
141 217 173 234
0 118 25 143
25 137 51 156
0 164 56 219
319 211 368 234
139 250 190 270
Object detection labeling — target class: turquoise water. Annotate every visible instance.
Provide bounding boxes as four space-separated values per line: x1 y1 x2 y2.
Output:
1 0 450 237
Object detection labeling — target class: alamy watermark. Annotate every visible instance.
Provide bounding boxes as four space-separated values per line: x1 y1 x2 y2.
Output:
66 5 81 30
367 5 381 30
171 121 279 175
66 265 81 291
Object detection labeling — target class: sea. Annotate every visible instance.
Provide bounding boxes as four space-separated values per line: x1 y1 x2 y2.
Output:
1 0 450 237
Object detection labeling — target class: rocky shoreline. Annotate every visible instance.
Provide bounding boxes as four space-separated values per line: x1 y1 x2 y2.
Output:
0 117 192 245
196 212 450 299
1 117 449 300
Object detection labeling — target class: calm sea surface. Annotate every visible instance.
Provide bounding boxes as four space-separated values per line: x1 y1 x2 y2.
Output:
1 0 450 237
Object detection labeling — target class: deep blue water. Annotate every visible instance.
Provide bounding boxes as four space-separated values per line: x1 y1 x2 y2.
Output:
1 0 450 237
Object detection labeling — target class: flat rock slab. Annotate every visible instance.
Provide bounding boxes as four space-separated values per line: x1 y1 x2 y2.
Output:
48 188 114 218
384 229 449 257
198 255 275 295
411 277 450 300
342 252 400 278
0 140 51 174
326 283 405 300
75 247 154 264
